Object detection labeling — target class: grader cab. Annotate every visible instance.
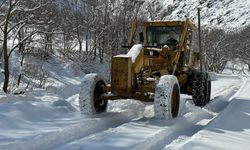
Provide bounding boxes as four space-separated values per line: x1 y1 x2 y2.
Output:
79 19 211 119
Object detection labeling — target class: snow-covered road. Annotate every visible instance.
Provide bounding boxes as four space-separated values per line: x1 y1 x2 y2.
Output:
174 76 250 150
53 75 244 150
0 74 249 150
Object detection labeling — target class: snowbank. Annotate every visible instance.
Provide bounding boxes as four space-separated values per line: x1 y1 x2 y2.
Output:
0 100 140 150
179 78 250 150
0 70 249 150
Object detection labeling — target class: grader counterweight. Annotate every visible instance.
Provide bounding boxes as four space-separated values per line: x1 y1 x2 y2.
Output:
79 19 211 119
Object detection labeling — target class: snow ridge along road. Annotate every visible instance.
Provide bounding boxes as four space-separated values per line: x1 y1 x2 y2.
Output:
0 110 139 150
163 75 247 150
175 76 250 150
133 75 245 150
53 75 243 150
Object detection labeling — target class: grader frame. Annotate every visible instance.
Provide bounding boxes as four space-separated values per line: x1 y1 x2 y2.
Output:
79 19 211 118
105 19 198 101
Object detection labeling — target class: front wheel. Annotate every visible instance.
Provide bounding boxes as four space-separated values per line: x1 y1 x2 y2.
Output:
154 75 180 119
79 73 107 115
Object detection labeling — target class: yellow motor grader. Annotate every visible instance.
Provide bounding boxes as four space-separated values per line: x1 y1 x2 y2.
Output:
79 19 211 119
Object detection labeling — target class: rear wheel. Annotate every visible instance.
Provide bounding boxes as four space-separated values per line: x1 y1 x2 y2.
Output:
192 72 211 106
79 74 107 115
154 75 180 119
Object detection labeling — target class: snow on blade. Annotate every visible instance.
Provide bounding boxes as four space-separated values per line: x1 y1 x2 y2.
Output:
126 44 143 63
113 54 131 58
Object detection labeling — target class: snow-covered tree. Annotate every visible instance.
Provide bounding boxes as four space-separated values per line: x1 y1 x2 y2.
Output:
236 25 250 70
0 0 46 92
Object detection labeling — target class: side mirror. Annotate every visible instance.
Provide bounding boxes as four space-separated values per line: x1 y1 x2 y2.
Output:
139 32 144 43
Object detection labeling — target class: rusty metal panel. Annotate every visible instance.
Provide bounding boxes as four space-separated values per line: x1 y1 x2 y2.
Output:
111 56 132 96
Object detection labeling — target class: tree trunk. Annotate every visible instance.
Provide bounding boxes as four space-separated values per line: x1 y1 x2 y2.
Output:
3 35 9 93
17 72 22 87
78 38 82 52
2 1 12 93
17 46 25 87
99 39 103 63
93 31 97 60
63 33 67 55
85 32 88 54
0 48 2 61
44 33 52 58
44 34 49 58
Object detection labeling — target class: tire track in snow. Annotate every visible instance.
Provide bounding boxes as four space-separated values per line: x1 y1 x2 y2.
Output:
210 74 242 99
165 76 249 150
52 75 243 150
0 111 139 150
133 75 245 150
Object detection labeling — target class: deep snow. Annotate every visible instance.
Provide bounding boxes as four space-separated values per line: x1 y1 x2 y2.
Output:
0 0 249 149
1 51 250 150
176 76 250 150
1 71 249 150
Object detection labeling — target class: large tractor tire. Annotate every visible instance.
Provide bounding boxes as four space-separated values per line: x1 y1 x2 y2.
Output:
192 72 211 107
79 73 107 115
154 75 180 119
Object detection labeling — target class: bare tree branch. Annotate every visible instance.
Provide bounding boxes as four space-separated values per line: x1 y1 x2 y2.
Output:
8 31 37 58
0 26 4 32
37 30 64 34
11 22 26 47
7 20 27 34
21 3 44 12
12 0 21 7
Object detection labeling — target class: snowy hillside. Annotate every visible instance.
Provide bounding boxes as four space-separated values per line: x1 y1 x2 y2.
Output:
147 0 250 29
